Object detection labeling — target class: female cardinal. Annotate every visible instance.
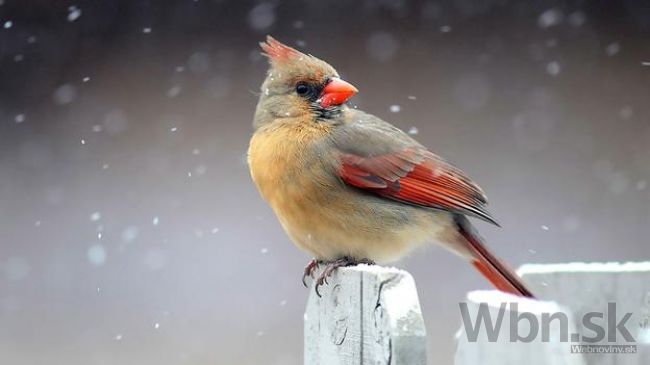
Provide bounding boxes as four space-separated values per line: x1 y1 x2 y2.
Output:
248 36 533 298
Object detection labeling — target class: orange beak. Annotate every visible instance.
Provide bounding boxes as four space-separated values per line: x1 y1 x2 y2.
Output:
318 77 358 108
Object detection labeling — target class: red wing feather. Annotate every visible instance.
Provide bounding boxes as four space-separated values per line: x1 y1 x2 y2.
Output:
339 148 498 225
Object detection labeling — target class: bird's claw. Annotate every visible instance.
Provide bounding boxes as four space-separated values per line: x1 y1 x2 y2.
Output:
311 257 376 297
302 259 319 287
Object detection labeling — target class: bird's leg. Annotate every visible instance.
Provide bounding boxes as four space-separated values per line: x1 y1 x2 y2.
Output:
314 257 376 297
302 259 320 287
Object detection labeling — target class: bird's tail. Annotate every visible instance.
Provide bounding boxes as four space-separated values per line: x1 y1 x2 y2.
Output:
455 215 535 298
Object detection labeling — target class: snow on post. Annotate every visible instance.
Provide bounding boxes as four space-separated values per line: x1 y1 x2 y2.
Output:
455 290 586 365
517 262 650 364
304 265 426 365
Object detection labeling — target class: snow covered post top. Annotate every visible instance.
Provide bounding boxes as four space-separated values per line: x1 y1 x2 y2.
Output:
455 290 586 365
516 261 650 364
304 265 426 365
455 262 650 365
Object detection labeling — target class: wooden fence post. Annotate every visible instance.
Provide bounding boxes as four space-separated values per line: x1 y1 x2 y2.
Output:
304 262 650 365
304 265 427 365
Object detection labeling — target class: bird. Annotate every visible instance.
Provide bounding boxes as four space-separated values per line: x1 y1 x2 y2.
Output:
248 36 534 298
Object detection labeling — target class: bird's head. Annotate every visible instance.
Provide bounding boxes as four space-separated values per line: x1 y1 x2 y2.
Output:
253 36 358 129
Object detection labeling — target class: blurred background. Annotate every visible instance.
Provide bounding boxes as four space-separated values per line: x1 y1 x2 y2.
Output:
1 0 649 364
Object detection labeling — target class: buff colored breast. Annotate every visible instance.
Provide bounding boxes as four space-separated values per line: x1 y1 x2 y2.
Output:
248 120 456 263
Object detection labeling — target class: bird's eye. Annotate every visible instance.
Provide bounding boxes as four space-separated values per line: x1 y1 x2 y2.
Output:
296 82 310 96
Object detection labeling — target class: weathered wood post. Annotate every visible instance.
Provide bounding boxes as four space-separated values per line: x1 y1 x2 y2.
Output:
304 261 650 364
304 265 427 365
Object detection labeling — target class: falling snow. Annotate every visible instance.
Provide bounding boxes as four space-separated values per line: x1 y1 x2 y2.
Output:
619 106 634 119
188 52 210 74
248 3 275 30
103 109 128 135
546 61 561 76
636 180 647 191
121 226 139 243
87 244 107 266
568 11 585 27
366 32 398 62
67 6 82 22
389 104 401 113
605 43 620 56
53 84 78 105
538 8 563 28
167 85 182 98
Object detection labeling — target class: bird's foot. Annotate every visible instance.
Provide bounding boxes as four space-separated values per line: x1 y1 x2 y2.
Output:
302 259 320 287
313 257 376 297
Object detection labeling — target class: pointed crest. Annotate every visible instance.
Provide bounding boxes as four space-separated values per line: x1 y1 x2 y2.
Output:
259 36 305 64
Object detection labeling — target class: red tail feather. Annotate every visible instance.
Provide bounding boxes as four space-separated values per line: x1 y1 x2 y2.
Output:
456 216 535 298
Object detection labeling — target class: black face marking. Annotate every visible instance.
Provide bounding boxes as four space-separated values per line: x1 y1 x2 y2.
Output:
295 78 342 121
314 106 342 121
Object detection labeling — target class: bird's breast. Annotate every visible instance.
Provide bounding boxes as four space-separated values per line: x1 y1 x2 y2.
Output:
248 121 335 203
247 120 454 262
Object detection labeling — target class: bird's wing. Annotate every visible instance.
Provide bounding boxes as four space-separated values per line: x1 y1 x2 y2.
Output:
331 111 498 225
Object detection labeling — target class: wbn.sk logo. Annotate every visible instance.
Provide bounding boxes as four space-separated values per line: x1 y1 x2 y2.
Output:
459 302 638 354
